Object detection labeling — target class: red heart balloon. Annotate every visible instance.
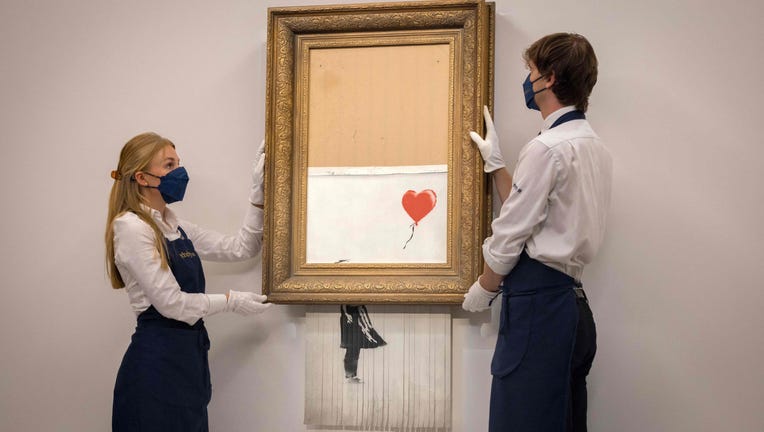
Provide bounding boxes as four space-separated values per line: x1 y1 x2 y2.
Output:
402 189 437 225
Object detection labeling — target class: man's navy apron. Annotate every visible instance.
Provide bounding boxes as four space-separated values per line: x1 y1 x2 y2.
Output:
113 226 211 432
488 111 586 432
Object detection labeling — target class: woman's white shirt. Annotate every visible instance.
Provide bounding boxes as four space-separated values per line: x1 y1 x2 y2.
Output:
113 204 263 325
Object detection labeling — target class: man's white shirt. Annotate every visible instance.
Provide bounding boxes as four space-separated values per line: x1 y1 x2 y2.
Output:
482 106 613 280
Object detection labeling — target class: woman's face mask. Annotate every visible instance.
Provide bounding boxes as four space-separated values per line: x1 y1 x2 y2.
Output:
142 166 189 204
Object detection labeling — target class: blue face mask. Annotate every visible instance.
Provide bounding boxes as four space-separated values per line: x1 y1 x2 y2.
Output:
142 166 189 204
523 73 547 111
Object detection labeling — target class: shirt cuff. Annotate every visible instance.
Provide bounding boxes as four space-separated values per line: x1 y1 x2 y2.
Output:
482 239 519 275
207 294 229 316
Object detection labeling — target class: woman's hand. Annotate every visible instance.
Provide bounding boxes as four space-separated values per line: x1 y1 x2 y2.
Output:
227 290 272 316
249 139 266 207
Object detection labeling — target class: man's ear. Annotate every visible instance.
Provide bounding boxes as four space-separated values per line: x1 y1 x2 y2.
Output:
545 72 556 89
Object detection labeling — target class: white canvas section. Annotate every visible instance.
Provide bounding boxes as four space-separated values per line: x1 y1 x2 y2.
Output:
305 166 448 263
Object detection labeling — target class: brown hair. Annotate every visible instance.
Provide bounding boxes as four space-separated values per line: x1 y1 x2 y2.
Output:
523 33 598 112
105 132 175 288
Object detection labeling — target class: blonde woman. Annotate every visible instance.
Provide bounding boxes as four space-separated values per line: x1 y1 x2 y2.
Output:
106 132 271 431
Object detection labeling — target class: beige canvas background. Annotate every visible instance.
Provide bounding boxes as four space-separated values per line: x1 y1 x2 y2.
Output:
307 44 450 168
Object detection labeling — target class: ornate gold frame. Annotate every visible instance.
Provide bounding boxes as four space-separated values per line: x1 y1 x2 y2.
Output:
263 0 495 304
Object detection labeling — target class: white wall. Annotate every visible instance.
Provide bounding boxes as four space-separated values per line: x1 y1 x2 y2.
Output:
1 0 762 431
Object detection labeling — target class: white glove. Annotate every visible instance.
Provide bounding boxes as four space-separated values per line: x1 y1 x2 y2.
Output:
462 279 499 312
227 290 272 316
469 105 505 173
249 139 266 205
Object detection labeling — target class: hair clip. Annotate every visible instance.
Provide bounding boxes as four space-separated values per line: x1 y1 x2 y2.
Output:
111 170 122 180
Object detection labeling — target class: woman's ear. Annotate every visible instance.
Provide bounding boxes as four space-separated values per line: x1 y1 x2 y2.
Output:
134 172 149 187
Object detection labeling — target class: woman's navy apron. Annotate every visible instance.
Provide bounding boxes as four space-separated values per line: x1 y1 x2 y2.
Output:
488 110 586 432
113 226 211 432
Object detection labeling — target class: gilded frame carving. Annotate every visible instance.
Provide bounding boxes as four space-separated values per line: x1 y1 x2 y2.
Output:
263 0 495 304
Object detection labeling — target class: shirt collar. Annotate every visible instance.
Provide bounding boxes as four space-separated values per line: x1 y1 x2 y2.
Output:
541 106 577 132
139 204 179 235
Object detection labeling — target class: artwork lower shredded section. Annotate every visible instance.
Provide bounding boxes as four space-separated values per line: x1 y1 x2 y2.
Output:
305 306 452 429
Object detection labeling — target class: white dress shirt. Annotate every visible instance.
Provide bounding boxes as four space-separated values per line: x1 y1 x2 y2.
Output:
482 106 613 280
113 204 263 325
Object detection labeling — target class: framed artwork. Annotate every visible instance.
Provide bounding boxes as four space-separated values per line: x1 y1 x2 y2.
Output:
263 0 495 304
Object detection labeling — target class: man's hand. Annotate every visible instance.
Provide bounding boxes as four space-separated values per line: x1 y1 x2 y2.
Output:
469 106 506 173
462 279 499 312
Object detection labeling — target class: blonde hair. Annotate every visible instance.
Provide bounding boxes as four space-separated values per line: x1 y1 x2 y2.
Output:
105 132 175 288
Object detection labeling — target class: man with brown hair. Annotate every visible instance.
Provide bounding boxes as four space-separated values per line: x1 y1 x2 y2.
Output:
463 33 612 431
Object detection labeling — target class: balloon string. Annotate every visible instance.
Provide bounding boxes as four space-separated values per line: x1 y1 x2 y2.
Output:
403 222 416 249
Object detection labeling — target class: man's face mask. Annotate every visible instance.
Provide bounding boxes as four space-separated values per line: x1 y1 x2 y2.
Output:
141 166 189 204
523 73 548 111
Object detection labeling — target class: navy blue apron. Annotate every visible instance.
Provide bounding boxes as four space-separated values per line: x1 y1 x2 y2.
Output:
488 111 586 432
113 226 211 432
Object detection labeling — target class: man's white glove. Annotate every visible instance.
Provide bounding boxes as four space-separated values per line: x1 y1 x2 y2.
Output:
469 105 505 173
249 139 266 206
462 279 499 312
227 290 272 316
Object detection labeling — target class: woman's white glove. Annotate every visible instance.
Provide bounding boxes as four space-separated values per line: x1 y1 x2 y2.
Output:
469 106 505 173
249 139 266 206
462 279 499 312
227 290 272 316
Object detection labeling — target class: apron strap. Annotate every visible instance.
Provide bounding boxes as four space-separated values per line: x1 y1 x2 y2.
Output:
550 110 585 129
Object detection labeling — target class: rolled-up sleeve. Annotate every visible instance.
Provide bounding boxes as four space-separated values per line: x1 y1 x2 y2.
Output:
482 141 559 275
180 205 263 262
113 214 217 325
